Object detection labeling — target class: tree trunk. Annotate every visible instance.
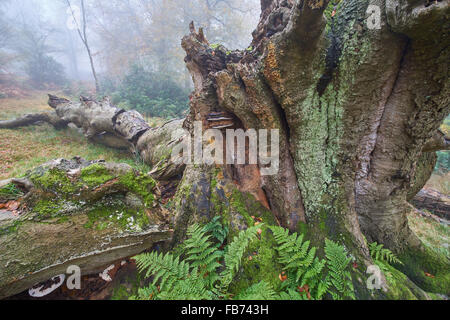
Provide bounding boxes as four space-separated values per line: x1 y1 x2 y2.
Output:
173 0 450 296
0 94 187 181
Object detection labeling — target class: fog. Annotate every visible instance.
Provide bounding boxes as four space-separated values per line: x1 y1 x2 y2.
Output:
0 0 260 89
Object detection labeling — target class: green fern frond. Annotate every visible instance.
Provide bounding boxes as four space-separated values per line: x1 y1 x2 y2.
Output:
324 239 355 300
277 288 307 300
183 224 223 272
134 251 191 292
203 216 229 245
369 242 403 265
220 224 262 290
157 276 215 300
271 226 323 285
235 281 277 300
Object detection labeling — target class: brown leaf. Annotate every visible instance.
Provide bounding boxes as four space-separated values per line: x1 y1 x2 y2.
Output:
6 201 20 211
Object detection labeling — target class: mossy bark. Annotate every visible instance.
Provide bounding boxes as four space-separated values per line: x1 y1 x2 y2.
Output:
174 0 450 298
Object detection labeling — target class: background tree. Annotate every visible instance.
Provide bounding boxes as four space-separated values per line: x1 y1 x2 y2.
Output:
66 0 100 92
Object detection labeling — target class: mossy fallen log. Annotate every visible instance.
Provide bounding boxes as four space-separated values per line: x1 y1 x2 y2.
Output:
0 158 172 299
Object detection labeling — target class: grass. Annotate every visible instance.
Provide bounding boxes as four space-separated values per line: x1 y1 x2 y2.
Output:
426 172 450 195
408 208 450 258
0 91 151 180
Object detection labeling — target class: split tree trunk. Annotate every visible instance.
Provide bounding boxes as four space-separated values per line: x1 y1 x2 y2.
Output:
173 0 450 296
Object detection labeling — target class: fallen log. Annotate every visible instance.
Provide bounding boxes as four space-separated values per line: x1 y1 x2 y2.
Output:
0 95 187 180
0 158 172 299
411 187 450 221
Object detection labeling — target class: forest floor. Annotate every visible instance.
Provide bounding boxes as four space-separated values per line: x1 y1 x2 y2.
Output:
0 91 448 298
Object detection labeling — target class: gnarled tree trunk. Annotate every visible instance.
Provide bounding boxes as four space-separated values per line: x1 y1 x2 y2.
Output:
172 0 450 296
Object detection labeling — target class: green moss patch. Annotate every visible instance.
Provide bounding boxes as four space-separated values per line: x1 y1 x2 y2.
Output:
0 183 24 202
83 196 150 232
118 170 155 207
30 168 81 195
80 163 114 187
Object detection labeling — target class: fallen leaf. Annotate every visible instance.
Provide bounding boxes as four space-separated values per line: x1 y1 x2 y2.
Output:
6 201 20 211
298 284 311 300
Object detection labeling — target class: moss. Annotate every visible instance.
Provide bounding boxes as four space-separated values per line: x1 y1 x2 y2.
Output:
110 271 145 300
32 199 79 220
0 183 24 201
30 168 81 195
80 163 114 187
84 196 150 232
118 170 155 208
375 262 440 300
397 245 450 295
111 284 133 300
0 220 23 236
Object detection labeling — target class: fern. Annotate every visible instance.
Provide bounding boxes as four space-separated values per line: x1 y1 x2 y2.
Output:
276 288 307 300
235 281 278 300
324 239 355 300
271 226 327 299
134 221 356 300
220 225 263 290
203 216 229 246
157 275 215 300
134 221 261 300
369 242 403 265
134 251 191 292
368 242 403 286
182 224 223 286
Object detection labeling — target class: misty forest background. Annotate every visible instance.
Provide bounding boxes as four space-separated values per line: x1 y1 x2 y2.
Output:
0 0 259 118
0 0 261 176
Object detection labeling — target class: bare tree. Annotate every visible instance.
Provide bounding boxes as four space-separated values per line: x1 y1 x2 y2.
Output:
66 0 99 92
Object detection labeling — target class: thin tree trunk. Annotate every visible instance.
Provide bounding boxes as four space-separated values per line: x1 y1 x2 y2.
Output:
67 0 100 93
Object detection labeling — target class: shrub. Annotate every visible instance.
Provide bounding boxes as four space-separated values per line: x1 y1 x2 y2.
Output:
100 65 189 119
25 54 67 88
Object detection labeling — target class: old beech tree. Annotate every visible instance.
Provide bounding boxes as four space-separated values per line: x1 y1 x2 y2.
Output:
1 0 449 298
